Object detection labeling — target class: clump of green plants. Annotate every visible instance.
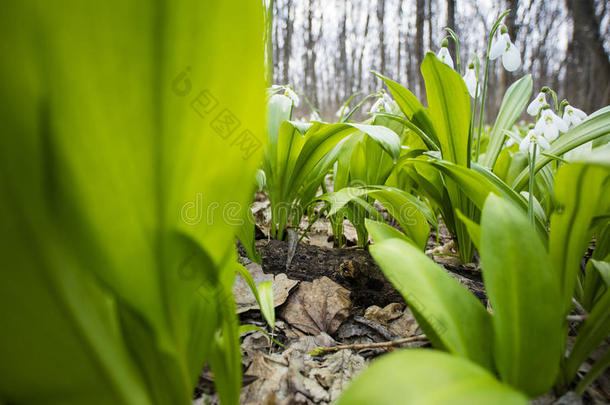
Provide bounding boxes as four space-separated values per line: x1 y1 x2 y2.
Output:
332 9 610 403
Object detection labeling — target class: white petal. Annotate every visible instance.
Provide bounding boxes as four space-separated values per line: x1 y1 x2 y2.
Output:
489 35 507 60
463 69 478 98
543 124 559 142
369 98 384 113
573 107 587 120
551 112 568 132
527 92 547 116
537 136 551 150
437 47 454 69
502 43 521 72
519 136 531 153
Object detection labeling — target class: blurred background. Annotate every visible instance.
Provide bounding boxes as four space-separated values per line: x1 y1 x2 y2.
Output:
267 0 610 121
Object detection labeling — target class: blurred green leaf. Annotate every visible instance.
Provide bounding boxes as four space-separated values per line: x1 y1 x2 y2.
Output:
336 349 528 405
0 1 266 403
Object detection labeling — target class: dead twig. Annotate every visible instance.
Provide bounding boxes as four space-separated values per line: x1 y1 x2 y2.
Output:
309 334 427 356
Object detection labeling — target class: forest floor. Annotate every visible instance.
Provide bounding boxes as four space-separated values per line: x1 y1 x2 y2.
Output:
193 193 610 405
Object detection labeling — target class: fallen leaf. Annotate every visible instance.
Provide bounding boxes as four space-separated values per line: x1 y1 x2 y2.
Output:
279 277 351 335
234 263 299 314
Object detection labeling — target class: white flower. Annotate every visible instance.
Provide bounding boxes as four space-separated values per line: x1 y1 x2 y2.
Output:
369 98 385 113
527 92 549 116
437 47 454 69
489 32 521 72
535 108 568 142
463 66 479 98
519 128 550 155
563 105 587 127
336 105 348 118
382 93 394 111
284 87 300 107
310 111 321 121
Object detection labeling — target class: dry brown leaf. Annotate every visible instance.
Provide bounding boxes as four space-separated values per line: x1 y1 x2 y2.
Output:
234 263 299 314
279 277 351 335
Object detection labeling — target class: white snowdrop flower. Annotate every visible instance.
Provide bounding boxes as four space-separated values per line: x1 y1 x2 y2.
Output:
519 127 550 155
437 46 454 69
369 98 385 113
527 92 549 116
336 105 348 118
535 108 568 142
382 93 394 111
489 27 521 72
284 87 300 107
562 105 587 128
310 111 322 121
463 64 479 98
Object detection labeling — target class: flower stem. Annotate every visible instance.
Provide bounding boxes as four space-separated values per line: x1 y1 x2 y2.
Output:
475 10 510 162
528 143 537 225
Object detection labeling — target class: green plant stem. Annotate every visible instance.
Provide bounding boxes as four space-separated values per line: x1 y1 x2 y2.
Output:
475 56 491 162
475 10 510 162
528 143 537 225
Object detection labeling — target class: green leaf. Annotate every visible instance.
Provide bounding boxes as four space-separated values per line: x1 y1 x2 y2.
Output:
365 218 410 243
455 209 481 250
0 2 265 403
236 265 275 329
564 289 610 387
549 158 610 315
236 206 261 264
257 281 276 330
319 186 434 249
480 195 563 397
421 52 471 167
512 106 610 191
336 349 528 405
369 238 494 369
480 75 532 168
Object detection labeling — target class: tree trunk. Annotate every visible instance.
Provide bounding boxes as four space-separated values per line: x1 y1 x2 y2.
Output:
565 0 610 112
282 0 293 85
416 0 426 99
377 0 386 74
446 0 456 62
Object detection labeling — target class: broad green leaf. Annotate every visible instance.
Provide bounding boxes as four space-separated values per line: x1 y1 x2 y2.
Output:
365 218 410 243
549 158 610 315
369 238 493 369
421 52 473 261
420 52 471 167
455 209 481 249
0 2 265 403
481 75 532 168
336 349 528 405
512 107 610 191
480 195 563 397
